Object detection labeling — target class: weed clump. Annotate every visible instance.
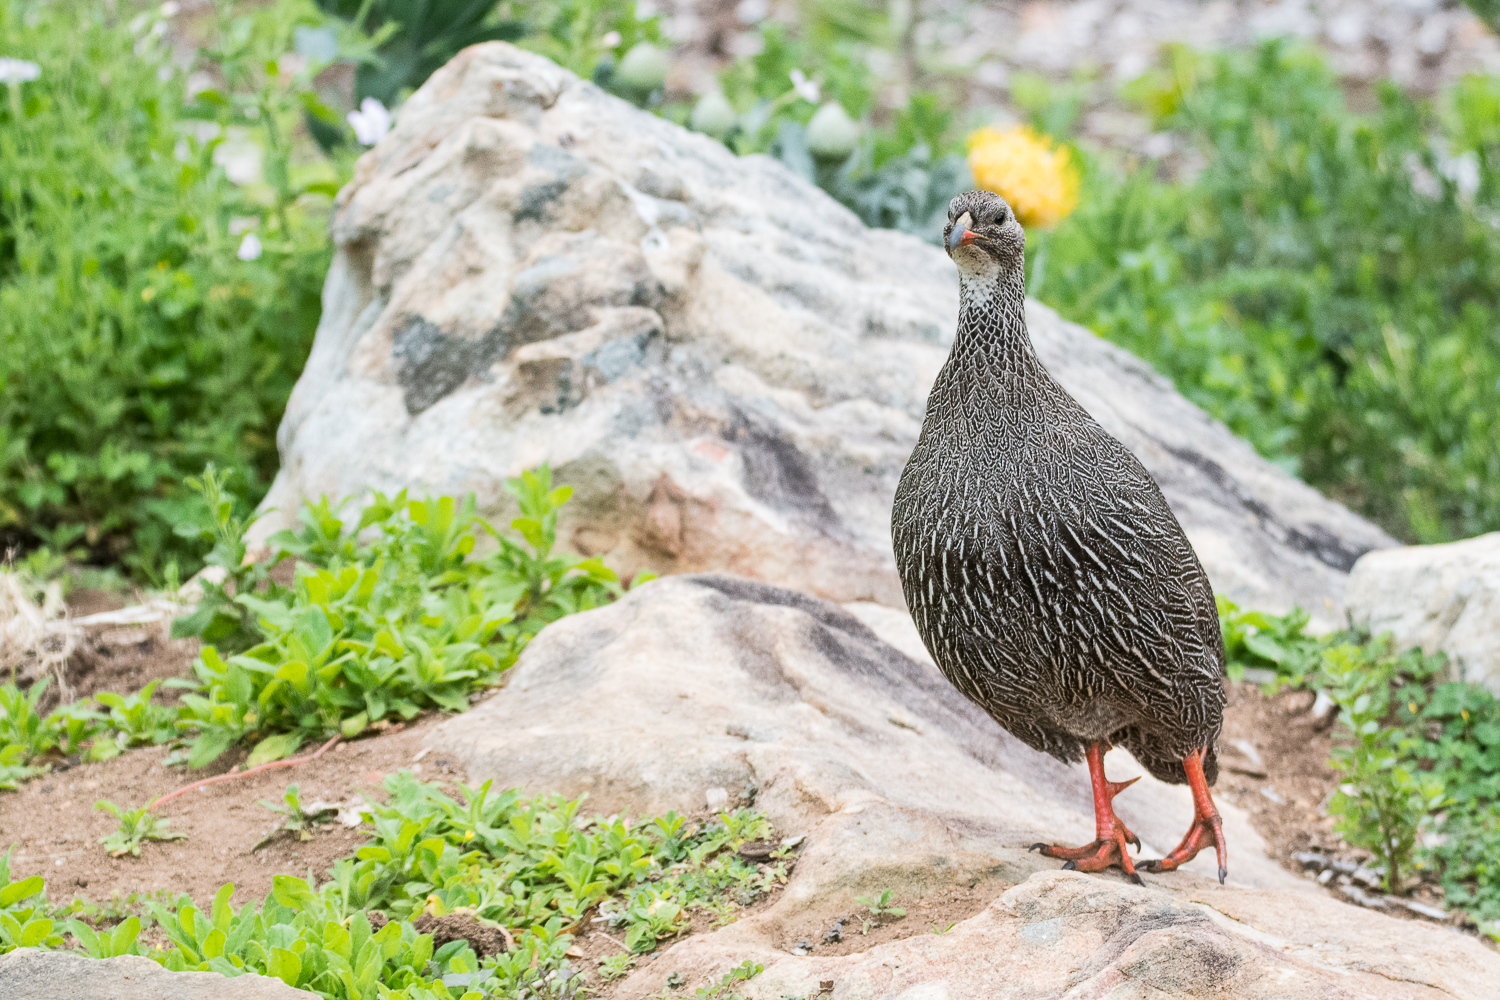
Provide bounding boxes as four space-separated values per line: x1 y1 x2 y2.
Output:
1220 598 1500 930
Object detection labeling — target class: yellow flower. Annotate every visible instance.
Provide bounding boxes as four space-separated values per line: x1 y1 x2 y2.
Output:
965 126 1080 229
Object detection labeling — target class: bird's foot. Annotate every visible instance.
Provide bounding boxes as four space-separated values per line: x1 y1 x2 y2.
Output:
1138 749 1229 884
1137 811 1227 883
1030 821 1142 885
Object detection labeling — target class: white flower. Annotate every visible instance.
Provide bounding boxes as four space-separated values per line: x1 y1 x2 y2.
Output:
0 58 41 85
237 233 262 261
347 97 392 146
789 69 819 104
600 30 622 48
160 1 180 16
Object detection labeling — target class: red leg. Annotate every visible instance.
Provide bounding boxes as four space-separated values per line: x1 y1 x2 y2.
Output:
1030 742 1143 885
1138 749 1228 884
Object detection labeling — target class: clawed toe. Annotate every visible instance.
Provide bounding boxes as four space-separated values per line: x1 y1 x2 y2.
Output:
1136 750 1229 883
1036 834 1140 880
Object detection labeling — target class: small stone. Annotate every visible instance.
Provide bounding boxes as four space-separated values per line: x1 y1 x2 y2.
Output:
1338 884 1388 909
1397 898 1450 921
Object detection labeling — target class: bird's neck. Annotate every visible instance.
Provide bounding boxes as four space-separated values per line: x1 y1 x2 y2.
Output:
949 267 1043 387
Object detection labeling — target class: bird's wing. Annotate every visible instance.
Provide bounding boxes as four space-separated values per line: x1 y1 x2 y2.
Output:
931 427 1225 721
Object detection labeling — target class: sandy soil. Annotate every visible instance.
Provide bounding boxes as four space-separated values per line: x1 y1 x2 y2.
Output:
0 717 464 909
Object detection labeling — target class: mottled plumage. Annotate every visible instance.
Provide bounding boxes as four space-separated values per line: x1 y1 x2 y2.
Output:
893 190 1227 790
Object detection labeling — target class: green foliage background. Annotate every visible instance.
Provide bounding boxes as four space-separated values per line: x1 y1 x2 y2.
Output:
1030 44 1500 545
0 0 354 581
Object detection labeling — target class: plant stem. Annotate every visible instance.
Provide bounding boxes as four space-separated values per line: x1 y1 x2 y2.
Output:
154 733 340 806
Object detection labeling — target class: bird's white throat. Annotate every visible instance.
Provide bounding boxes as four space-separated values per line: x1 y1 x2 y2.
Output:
955 249 1014 314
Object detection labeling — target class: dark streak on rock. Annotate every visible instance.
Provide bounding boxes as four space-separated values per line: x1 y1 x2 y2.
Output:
514 144 589 223
721 408 840 529
1163 444 1375 572
392 316 507 416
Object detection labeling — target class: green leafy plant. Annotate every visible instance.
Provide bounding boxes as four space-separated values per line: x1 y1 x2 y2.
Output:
0 467 636 789
168 464 275 651
66 916 144 959
172 465 641 768
1319 645 1448 895
0 849 61 950
0 744 45 791
689 960 764 1000
94 682 177 749
0 767 785 999
854 888 905 918
0 680 58 762
1217 598 1500 917
597 949 636 981
1217 597 1323 685
254 784 340 851
95 800 189 858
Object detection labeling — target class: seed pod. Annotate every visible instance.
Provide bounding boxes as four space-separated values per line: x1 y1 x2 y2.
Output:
805 103 860 161
690 91 737 139
615 42 670 93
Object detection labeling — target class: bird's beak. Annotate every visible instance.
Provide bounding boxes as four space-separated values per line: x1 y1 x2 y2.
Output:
947 212 978 252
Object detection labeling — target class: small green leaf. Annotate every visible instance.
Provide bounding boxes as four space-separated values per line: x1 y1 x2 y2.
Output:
246 732 304 767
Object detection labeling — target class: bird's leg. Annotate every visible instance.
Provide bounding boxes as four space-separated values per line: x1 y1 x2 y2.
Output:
1029 742 1142 884
1138 749 1228 884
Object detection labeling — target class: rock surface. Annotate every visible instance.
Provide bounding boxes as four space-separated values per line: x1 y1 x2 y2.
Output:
0 949 317 1000
1347 532 1500 693
426 574 1500 1000
255 41 1393 622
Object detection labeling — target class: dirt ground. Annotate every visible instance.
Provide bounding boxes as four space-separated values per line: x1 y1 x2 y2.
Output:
0 717 463 908
1217 680 1456 921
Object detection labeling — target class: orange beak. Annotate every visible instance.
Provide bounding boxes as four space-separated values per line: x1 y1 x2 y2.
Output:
947 226 980 251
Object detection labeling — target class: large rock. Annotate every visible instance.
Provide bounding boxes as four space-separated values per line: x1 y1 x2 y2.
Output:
1347 532 1500 693
254 42 1393 622
425 574 1500 999
0 950 317 1000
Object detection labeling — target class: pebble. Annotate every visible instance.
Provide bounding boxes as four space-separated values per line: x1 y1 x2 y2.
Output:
1339 884 1388 909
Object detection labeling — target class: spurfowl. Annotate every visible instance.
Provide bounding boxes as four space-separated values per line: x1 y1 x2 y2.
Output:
892 190 1229 884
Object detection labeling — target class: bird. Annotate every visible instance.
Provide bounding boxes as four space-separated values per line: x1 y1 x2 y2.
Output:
891 189 1228 885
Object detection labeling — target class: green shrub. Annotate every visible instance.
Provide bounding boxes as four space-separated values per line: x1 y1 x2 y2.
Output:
0 0 356 581
173 465 639 768
1032 42 1500 544
0 467 643 780
1319 644 1447 895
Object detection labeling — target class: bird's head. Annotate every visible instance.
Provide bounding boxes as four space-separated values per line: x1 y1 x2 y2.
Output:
943 190 1025 280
